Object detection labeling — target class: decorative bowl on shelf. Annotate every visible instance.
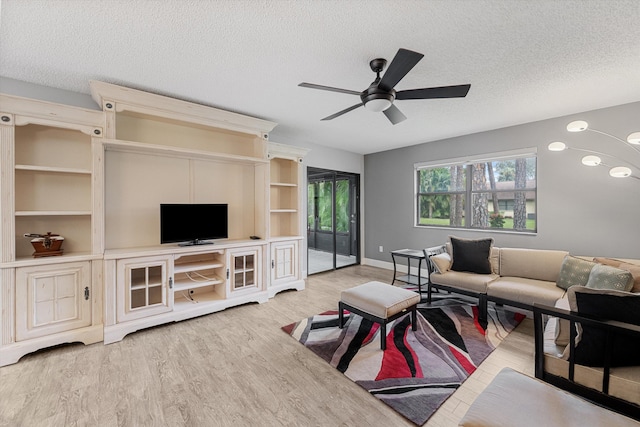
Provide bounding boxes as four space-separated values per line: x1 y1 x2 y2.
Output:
24 232 64 257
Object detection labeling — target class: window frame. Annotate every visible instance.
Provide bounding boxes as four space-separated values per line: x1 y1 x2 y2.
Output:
414 148 537 234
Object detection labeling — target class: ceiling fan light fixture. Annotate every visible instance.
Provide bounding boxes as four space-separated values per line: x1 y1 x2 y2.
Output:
299 48 471 124
364 98 393 112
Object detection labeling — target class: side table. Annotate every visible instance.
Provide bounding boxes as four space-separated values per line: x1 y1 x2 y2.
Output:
390 249 426 295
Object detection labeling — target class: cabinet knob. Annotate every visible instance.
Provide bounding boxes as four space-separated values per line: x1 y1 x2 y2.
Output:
272 260 275 269
84 287 90 300
169 277 173 289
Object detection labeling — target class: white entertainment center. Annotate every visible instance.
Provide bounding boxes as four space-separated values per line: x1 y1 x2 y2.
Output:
0 81 308 365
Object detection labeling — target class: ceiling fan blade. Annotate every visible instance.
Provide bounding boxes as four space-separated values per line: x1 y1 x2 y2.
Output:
321 103 363 121
383 104 407 125
396 84 471 100
377 48 424 92
298 82 361 96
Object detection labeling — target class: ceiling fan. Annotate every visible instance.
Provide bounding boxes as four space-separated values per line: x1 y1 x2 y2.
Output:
299 48 471 125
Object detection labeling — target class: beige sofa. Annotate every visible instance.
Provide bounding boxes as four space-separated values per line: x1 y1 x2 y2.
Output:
424 240 640 418
426 244 640 320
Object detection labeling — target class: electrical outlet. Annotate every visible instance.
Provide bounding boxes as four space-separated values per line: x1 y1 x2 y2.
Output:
379 245 384 253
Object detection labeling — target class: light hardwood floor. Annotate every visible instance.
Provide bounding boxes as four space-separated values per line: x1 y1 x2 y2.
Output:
0 265 534 426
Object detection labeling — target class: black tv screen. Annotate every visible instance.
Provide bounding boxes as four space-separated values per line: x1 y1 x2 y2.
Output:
160 204 228 246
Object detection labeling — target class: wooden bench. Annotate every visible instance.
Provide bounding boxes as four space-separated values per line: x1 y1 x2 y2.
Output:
338 281 420 350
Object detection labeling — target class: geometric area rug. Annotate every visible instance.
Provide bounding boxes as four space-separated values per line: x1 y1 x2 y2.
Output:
282 296 525 425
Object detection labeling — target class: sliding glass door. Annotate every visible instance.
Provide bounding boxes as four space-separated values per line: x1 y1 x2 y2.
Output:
307 167 360 274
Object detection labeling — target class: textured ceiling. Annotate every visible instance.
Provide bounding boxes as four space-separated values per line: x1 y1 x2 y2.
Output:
1 0 639 155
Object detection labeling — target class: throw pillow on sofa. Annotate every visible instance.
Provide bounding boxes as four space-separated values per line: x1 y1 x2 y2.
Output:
431 253 451 274
593 258 640 293
585 264 634 292
449 236 493 274
556 255 596 290
553 296 572 346
567 286 640 367
618 262 640 293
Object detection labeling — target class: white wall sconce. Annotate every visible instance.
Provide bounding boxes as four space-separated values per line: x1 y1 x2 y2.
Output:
549 121 640 181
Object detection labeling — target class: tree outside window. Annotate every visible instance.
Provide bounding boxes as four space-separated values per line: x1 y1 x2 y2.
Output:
417 155 536 232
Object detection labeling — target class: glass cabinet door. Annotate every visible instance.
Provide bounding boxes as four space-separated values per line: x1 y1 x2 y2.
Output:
117 255 172 322
228 247 261 294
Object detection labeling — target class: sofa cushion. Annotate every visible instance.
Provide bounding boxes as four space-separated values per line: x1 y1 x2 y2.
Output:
585 264 634 292
593 257 624 268
446 243 500 275
449 236 493 274
568 287 640 367
430 270 499 294
556 255 596 290
487 277 565 307
431 252 451 274
593 258 640 293
499 248 568 282
618 262 640 293
424 244 447 274
553 296 572 346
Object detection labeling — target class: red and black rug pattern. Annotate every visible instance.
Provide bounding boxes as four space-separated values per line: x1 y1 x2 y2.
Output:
282 297 524 425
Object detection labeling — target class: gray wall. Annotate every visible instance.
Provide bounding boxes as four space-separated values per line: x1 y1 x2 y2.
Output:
364 101 640 263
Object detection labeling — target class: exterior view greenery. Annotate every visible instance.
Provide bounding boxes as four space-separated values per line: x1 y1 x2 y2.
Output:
308 179 350 233
417 156 537 232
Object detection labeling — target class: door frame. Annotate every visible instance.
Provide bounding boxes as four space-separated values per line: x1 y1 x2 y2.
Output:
306 167 360 274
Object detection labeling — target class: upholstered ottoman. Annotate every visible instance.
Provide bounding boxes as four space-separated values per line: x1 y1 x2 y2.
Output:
459 368 640 426
339 281 420 350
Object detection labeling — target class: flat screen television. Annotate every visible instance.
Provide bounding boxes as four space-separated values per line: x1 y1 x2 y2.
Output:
160 204 228 246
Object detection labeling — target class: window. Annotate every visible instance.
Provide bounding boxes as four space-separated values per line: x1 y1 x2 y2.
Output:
416 151 537 232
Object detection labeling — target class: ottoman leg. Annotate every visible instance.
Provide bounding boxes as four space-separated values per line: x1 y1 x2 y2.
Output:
380 322 387 350
338 301 344 328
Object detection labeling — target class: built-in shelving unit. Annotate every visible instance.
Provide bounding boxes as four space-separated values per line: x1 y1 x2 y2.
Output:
266 143 308 297
0 94 105 367
92 81 277 344
269 154 302 238
0 81 308 365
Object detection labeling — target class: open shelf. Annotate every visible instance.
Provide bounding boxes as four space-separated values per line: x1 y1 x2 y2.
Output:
14 124 92 170
173 272 224 292
173 287 226 311
173 251 226 298
173 259 224 274
15 166 92 212
15 215 92 259
15 165 92 175
16 211 93 216
113 110 266 159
